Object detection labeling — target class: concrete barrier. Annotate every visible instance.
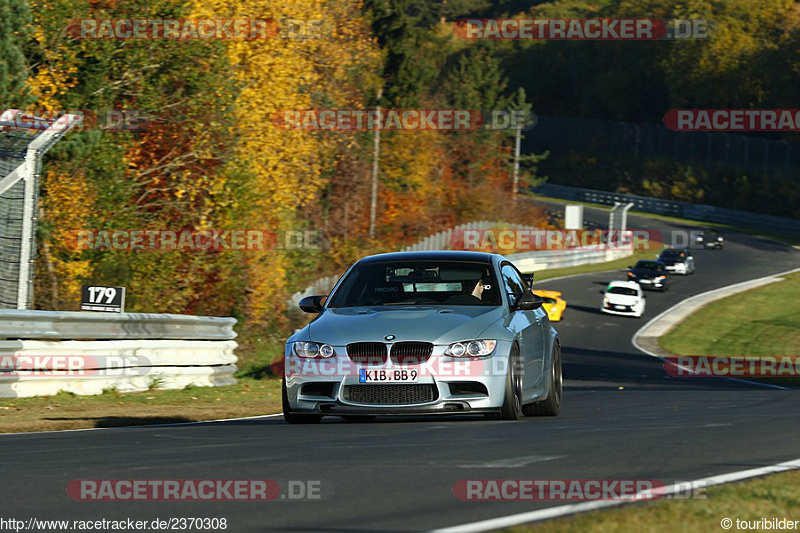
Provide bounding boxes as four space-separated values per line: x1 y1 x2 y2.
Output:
0 311 238 398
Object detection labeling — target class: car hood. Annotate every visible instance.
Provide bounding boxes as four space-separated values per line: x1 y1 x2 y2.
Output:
303 306 506 345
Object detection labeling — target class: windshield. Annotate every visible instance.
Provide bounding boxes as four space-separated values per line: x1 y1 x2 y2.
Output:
608 286 638 296
327 261 502 307
660 250 685 259
635 261 664 271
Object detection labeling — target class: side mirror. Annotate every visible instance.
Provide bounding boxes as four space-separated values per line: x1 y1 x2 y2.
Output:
514 291 543 311
299 294 327 313
522 273 535 288
599 289 605 294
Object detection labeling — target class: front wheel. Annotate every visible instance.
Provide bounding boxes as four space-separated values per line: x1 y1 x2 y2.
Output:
524 341 562 417
282 378 322 424
486 344 524 421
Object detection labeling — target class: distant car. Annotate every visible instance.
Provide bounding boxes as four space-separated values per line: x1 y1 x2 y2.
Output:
627 260 669 291
534 290 566 322
695 230 724 249
600 281 646 318
657 248 695 275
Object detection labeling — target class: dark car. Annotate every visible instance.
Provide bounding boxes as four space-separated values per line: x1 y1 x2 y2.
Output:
695 230 724 249
657 248 695 275
627 260 669 291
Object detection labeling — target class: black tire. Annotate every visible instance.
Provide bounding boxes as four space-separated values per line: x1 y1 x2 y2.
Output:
341 416 377 423
524 341 562 417
486 344 524 421
282 378 322 424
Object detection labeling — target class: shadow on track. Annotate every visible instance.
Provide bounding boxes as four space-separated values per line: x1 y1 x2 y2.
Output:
43 416 195 427
562 345 774 391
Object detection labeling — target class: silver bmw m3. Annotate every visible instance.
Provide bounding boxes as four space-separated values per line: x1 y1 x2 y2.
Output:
282 251 562 423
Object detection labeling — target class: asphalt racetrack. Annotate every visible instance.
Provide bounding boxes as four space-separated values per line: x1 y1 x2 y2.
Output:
1 208 799 532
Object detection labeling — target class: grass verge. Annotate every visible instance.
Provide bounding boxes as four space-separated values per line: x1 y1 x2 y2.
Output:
659 271 800 385
507 470 800 533
0 378 282 434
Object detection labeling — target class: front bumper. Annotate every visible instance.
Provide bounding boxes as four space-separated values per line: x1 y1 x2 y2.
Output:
665 264 687 274
601 305 640 317
283 347 512 416
634 278 666 289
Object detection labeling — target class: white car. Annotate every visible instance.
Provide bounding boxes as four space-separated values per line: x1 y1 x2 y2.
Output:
657 249 695 275
600 281 646 318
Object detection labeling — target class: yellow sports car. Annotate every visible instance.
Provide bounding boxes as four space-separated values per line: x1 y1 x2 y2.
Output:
534 290 567 322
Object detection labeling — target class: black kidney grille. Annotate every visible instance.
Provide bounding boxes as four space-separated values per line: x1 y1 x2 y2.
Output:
342 384 438 405
347 342 388 365
389 342 434 364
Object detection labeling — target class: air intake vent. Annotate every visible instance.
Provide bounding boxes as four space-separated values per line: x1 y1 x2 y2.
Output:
342 384 439 405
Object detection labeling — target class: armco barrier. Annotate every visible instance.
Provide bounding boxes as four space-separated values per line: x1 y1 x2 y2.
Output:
534 183 800 234
0 309 236 340
0 310 237 398
508 247 632 273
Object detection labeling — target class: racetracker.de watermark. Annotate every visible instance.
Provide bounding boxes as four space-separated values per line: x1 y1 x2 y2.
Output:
449 229 721 252
280 356 503 379
0 355 150 377
453 18 709 40
453 479 708 501
0 109 149 132
451 229 660 252
271 109 536 131
64 229 322 252
664 109 800 131
664 356 800 377
67 479 331 501
66 18 331 40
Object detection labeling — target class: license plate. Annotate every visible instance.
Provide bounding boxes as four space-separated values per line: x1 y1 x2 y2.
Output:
359 368 418 383
640 279 651 284
614 305 625 310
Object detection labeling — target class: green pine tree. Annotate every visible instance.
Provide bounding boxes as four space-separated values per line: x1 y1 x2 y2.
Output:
0 0 33 107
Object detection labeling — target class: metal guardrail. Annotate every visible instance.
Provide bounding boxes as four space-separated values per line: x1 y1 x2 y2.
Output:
0 310 237 340
534 183 800 234
509 247 632 273
0 311 239 398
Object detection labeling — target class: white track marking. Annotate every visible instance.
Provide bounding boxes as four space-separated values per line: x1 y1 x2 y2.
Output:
428 458 800 533
454 455 565 468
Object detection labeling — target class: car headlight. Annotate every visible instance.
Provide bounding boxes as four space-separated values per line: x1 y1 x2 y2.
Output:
445 340 497 357
603 297 609 305
293 341 335 358
658 275 666 280
627 271 634 277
